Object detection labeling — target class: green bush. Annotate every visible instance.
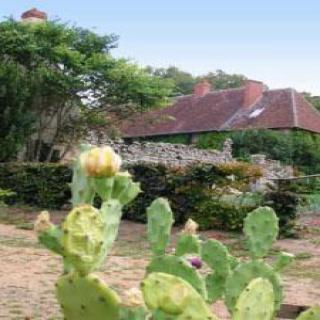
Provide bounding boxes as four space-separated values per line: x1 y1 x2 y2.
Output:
0 163 71 209
144 129 320 174
0 162 300 235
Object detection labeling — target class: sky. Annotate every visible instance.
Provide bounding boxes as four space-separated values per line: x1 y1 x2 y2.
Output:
1 1 320 94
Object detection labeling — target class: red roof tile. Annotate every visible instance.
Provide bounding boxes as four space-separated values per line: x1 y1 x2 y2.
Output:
122 87 320 137
21 8 47 20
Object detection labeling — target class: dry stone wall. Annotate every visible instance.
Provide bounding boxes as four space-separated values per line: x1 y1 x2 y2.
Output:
87 135 234 167
85 133 293 180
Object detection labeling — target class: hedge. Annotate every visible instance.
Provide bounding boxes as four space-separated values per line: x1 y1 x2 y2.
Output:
0 162 298 234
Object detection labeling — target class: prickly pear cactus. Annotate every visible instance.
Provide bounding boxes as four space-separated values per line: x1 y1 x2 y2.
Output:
202 239 231 302
112 172 141 206
147 255 207 299
274 251 295 272
141 272 219 320
56 272 120 320
70 144 95 207
225 260 283 313
296 306 320 320
176 233 201 257
35 212 64 255
62 205 107 275
233 278 275 320
244 206 279 259
147 198 174 256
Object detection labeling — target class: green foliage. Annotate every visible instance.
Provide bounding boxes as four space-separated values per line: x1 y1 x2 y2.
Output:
230 129 320 174
0 62 35 161
140 134 191 144
146 66 246 96
0 162 72 208
0 188 16 203
0 18 173 161
151 129 320 174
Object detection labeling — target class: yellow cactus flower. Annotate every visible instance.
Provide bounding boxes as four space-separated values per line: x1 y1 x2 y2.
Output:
81 146 122 177
183 219 199 235
34 211 52 234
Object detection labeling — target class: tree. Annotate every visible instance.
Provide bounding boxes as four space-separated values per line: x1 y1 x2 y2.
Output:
146 66 196 96
303 92 320 112
0 19 173 162
197 69 246 90
147 66 246 95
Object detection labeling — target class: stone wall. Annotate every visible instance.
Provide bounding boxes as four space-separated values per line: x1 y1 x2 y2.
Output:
86 135 234 167
251 154 293 179
85 133 293 181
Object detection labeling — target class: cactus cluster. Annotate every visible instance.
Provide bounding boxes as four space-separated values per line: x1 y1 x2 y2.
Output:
144 201 298 319
35 144 318 320
35 145 141 320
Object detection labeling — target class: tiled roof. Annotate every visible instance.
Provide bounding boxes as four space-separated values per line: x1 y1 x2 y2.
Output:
122 87 320 137
21 8 47 20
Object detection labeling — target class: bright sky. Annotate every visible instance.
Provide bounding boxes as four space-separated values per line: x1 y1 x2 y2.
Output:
2 1 320 94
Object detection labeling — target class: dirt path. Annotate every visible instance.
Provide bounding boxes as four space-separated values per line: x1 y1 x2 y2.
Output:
0 218 319 319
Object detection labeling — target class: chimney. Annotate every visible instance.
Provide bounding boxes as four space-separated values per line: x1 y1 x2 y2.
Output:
194 81 211 97
243 80 264 108
21 8 47 23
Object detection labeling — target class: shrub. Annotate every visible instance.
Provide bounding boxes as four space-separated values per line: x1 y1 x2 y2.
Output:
0 161 300 236
0 163 71 209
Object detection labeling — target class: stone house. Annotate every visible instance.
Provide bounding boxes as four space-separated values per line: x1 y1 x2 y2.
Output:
122 80 320 143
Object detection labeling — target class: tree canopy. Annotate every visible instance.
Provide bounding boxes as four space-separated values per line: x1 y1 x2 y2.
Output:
146 66 247 95
0 19 173 161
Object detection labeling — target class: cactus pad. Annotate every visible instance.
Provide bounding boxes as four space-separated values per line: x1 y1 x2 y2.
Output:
202 240 230 277
147 255 207 299
176 233 201 256
70 144 95 207
56 272 120 320
141 272 219 320
205 273 226 302
120 306 148 320
147 198 174 256
244 207 279 258
38 225 64 256
112 172 141 206
62 205 106 274
274 251 295 272
233 278 275 320
296 306 320 320
99 199 123 262
225 260 283 313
